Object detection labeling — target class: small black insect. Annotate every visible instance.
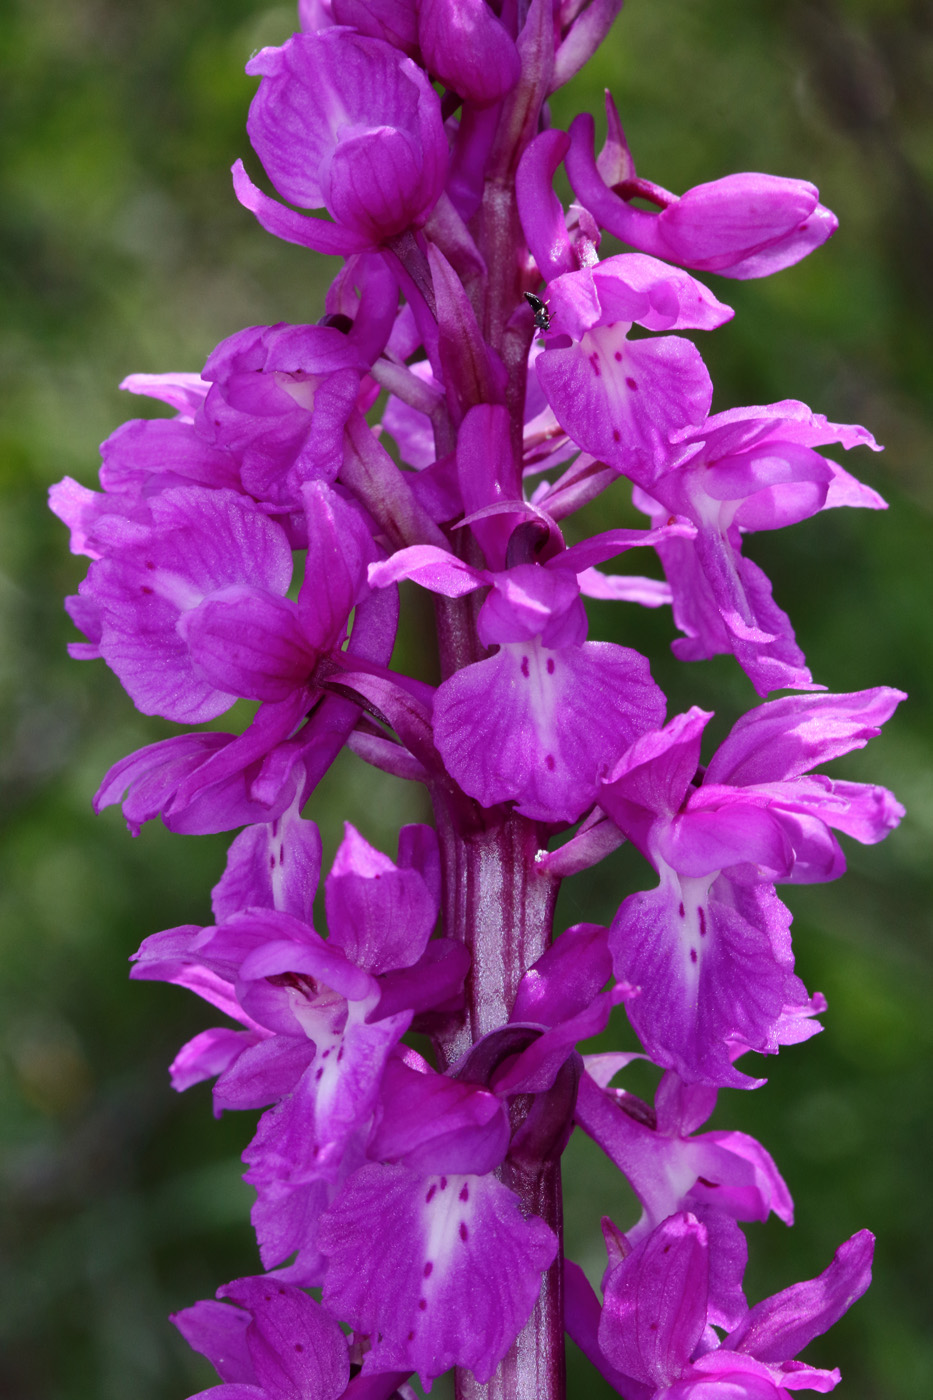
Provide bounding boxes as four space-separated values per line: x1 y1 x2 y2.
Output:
523 291 551 332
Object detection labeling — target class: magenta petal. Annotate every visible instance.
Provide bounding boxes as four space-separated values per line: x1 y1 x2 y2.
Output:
494 992 621 1094
298 482 375 647
331 0 419 52
664 178 837 279
564 1261 647 1400
246 32 446 239
171 1298 255 1385
231 161 369 256
88 487 293 723
695 1130 794 1226
120 370 208 416
254 998 408 1167
661 803 794 880
170 1027 264 1095
725 1230 874 1364
370 938 471 1021
478 566 586 648
324 127 426 242
610 875 798 1088
212 1036 316 1111
536 330 713 485
319 1164 556 1385
706 688 907 787
567 111 836 279
368 544 485 597
600 708 712 860
512 922 612 1026
95 732 231 834
434 639 665 823
516 129 576 281
369 1056 510 1174
777 776 905 847
179 586 315 702
325 822 437 973
418 0 521 105
218 1276 350 1400
100 417 241 495
211 810 322 924
599 1212 709 1387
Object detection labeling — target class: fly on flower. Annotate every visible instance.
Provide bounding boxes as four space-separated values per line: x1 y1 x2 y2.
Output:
524 290 551 332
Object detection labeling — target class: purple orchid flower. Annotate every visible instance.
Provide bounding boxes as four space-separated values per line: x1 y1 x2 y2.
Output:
531 255 732 482
70 479 374 723
233 29 448 255
317 1042 556 1387
628 400 885 694
565 95 838 279
566 1214 873 1399
368 512 689 822
194 324 373 511
91 579 400 837
599 689 904 1086
172 1276 350 1400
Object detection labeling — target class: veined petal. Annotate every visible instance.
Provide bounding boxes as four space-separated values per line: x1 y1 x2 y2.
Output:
706 688 907 786
599 1212 709 1387
535 330 713 485
325 822 438 974
319 1164 556 1385
218 1276 350 1400
434 639 665 823
610 871 800 1088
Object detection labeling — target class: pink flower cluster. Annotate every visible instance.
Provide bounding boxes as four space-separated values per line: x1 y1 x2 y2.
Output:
52 3 903 1398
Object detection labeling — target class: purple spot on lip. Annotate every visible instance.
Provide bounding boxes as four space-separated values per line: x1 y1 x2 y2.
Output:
698 907 707 936
424 1261 433 1277
418 1298 427 1311
459 1184 469 1201
626 376 638 390
269 854 276 868
689 949 697 963
521 655 530 678
294 1343 304 1353
678 902 685 917
545 754 556 771
589 353 601 377
546 657 555 674
459 1221 469 1242
614 351 623 361
612 428 621 442
426 1185 436 1204
440 1176 447 1190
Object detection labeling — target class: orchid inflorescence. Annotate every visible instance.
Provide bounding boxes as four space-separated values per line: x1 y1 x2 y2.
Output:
51 3 904 1398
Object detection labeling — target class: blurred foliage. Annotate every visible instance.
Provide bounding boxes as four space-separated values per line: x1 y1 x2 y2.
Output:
0 1 931 1398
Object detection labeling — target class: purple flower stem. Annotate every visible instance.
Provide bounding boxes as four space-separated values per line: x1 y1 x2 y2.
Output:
432 785 565 1400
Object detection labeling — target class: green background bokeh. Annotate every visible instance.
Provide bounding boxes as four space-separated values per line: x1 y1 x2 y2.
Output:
1 2 930 1397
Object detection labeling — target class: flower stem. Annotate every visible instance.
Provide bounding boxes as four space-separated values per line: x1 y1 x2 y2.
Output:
432 797 565 1400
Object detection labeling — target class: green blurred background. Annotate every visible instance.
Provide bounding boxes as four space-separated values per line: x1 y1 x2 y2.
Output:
1 1 931 1396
